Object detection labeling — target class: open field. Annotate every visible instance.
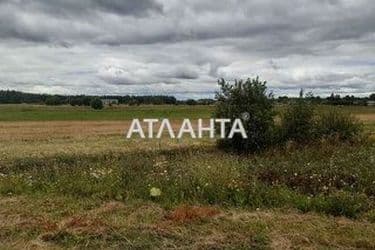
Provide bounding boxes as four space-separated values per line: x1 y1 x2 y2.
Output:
1 104 375 121
1 104 374 135
1 104 375 249
0 104 214 121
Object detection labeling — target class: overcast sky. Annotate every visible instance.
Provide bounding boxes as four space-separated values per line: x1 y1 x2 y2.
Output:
0 0 374 98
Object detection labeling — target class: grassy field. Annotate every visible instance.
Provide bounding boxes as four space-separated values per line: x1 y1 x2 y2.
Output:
1 104 375 249
0 104 214 121
1 104 375 121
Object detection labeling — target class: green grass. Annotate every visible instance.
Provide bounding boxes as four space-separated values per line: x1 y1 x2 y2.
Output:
1 142 374 217
1 104 374 123
0 104 214 121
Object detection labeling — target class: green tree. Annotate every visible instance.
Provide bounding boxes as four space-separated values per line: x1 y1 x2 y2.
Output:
214 77 275 153
90 98 103 110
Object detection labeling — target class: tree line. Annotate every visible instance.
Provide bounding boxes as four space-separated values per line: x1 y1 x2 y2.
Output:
277 92 375 106
0 89 374 106
0 90 178 105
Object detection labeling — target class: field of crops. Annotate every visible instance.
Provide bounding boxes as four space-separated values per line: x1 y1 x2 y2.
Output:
1 104 375 249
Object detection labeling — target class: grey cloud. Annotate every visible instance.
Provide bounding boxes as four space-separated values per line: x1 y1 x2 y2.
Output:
0 0 374 97
93 0 163 16
0 0 163 43
1 0 162 17
158 66 200 80
97 61 204 85
0 0 373 46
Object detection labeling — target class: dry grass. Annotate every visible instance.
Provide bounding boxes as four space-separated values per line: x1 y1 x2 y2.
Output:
357 113 375 123
0 121 129 141
0 120 213 162
0 120 198 141
166 205 221 223
1 112 373 141
0 196 374 249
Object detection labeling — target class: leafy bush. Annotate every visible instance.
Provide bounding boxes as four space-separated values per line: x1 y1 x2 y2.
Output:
215 77 275 153
279 99 363 144
280 99 315 143
316 108 363 141
90 98 104 110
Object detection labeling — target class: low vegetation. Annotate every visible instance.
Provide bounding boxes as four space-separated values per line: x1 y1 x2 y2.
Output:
215 78 365 153
0 98 374 248
1 142 374 217
90 97 104 110
0 140 374 248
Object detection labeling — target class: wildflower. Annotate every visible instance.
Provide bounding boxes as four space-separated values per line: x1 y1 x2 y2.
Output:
91 172 100 179
150 187 162 197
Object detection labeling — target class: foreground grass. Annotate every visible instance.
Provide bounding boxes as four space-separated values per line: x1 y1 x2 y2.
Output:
1 142 374 216
0 195 374 249
1 141 375 248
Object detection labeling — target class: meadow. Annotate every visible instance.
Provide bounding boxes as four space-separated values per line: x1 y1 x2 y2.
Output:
0 104 375 249
0 104 214 121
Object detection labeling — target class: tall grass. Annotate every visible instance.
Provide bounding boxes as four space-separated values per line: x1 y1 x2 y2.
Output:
1 142 374 218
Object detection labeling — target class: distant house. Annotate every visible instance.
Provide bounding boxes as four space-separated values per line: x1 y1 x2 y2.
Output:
101 98 119 105
367 100 375 106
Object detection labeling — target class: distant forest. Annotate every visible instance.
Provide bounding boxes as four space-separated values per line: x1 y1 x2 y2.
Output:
0 90 374 106
0 90 215 106
278 92 375 106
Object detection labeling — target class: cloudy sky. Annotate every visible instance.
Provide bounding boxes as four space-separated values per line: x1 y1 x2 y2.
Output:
0 0 374 99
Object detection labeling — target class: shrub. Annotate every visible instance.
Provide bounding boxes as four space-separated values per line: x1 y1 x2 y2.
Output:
186 99 197 105
280 99 315 143
215 77 275 153
90 98 103 110
316 108 363 141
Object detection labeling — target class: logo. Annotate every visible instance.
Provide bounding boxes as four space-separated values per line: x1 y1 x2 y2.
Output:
126 118 247 139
